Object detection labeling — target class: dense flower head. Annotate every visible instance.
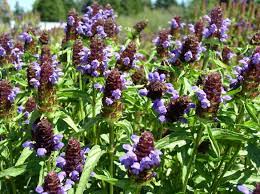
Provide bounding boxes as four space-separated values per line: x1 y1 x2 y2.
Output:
194 20 204 41
203 7 231 42
116 41 140 71
18 97 37 124
250 32 260 45
195 72 225 116
120 131 162 181
35 171 72 194
102 69 125 120
139 71 178 101
169 16 184 35
169 35 205 65
72 39 83 66
229 47 260 97
165 96 194 122
56 138 89 183
221 46 235 64
77 3 119 39
131 66 147 85
153 29 172 58
23 118 64 157
37 46 63 109
27 61 41 88
39 31 49 45
19 28 36 53
0 33 24 69
78 36 110 77
0 80 19 117
133 20 148 34
65 10 80 42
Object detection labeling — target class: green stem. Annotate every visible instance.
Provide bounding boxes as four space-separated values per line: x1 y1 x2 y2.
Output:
92 81 97 144
135 185 142 194
210 146 231 192
109 122 114 194
202 51 209 71
79 73 85 120
182 124 204 193
210 145 241 194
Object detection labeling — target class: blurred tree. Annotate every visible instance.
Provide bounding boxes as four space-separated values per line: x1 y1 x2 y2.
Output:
14 1 24 15
63 0 77 14
155 0 177 9
0 0 12 23
33 0 66 21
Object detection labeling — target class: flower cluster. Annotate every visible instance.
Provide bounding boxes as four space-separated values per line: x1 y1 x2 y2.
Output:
203 7 231 42
194 72 231 117
77 3 119 39
27 61 41 88
164 96 195 123
132 20 148 39
19 28 36 53
221 46 235 64
78 36 110 77
36 46 63 110
250 32 260 45
23 118 64 157
0 33 24 69
65 10 80 42
120 131 162 181
153 29 172 58
102 69 125 120
35 171 72 194
39 31 49 45
18 97 37 124
229 47 260 97
131 66 147 85
116 41 141 71
56 138 89 182
139 71 179 122
0 80 20 117
169 35 205 65
194 20 204 41
72 39 83 66
169 16 184 36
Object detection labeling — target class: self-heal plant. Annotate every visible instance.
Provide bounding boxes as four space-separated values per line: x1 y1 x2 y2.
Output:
56 138 89 183
22 118 64 157
120 131 162 181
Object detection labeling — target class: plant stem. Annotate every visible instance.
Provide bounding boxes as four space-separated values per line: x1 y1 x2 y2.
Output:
182 123 204 193
92 81 97 144
109 122 114 194
135 185 142 194
210 145 231 192
202 51 209 70
210 145 241 194
79 73 85 120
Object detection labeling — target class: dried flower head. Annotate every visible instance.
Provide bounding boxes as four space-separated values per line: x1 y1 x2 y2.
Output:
72 39 83 66
39 31 49 45
131 66 147 85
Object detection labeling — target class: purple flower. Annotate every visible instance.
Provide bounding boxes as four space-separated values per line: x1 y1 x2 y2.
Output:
123 57 130 66
112 89 121 100
67 16 75 26
7 87 20 103
94 83 104 92
139 88 148 96
105 97 113 105
36 148 47 157
184 51 193 62
237 185 252 194
30 78 40 88
19 32 32 43
188 24 195 33
0 46 6 56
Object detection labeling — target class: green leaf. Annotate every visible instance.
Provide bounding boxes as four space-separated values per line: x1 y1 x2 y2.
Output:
15 147 33 166
155 131 191 150
247 143 260 168
59 112 79 132
211 129 248 142
206 126 220 158
76 145 105 194
0 164 27 178
244 102 259 124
